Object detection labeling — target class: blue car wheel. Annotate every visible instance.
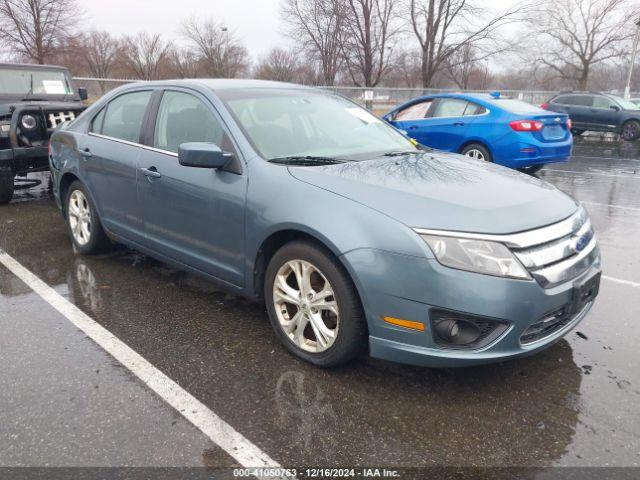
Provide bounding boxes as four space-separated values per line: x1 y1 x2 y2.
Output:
461 143 492 162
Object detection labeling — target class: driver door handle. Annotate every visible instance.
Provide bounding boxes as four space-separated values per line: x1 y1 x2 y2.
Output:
80 148 93 158
453 121 465 126
140 167 162 179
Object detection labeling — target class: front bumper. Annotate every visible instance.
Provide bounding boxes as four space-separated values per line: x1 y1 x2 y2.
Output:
342 248 600 368
0 146 50 173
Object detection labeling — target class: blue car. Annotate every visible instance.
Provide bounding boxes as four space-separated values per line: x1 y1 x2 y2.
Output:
49 80 599 368
384 93 573 173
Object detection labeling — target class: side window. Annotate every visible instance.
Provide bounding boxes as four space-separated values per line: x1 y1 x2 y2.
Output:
394 100 433 121
463 102 485 116
592 96 615 109
90 107 106 133
154 90 224 154
101 91 152 143
552 96 570 105
431 99 469 118
573 95 593 107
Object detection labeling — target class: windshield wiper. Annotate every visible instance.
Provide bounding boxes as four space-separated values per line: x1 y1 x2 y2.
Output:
268 155 348 165
382 150 423 157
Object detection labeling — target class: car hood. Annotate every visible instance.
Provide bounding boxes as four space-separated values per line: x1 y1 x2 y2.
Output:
288 152 578 234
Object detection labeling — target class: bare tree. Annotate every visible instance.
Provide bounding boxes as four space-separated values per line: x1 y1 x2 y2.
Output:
443 43 480 89
282 0 343 85
75 30 121 92
0 0 79 64
254 48 302 82
167 47 202 78
121 32 169 80
408 0 526 88
182 17 249 78
338 0 398 87
528 0 638 90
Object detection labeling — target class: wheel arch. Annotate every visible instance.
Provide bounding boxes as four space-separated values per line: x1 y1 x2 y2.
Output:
459 139 493 157
252 227 355 302
59 172 80 217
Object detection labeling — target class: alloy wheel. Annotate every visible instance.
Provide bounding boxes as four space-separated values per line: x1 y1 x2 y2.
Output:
272 259 339 353
465 149 485 161
622 122 639 141
68 190 92 246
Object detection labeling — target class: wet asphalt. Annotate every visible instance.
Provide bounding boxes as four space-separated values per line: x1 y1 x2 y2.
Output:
0 135 639 469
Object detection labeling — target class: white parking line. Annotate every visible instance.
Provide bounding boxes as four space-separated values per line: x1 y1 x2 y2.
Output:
0 249 282 471
603 275 640 288
544 169 638 178
581 201 640 212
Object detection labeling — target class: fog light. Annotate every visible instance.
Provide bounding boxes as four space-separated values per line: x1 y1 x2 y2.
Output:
430 309 509 349
21 114 37 130
434 318 481 345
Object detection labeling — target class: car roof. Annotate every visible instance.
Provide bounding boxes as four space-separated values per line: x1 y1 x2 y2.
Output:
124 78 313 92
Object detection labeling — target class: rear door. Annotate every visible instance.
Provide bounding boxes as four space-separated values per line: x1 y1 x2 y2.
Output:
420 98 474 151
136 88 247 286
565 95 594 129
82 89 153 243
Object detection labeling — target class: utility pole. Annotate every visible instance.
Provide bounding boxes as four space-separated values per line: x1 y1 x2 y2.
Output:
624 18 640 99
222 26 230 78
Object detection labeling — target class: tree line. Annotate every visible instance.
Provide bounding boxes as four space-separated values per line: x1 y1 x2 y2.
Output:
1 0 639 93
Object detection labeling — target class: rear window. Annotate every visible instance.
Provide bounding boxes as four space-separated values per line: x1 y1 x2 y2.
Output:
489 99 547 115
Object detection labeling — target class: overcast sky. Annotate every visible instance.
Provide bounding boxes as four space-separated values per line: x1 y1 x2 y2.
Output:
82 0 520 63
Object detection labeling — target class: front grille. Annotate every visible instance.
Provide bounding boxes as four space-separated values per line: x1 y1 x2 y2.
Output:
45 110 78 129
509 207 599 288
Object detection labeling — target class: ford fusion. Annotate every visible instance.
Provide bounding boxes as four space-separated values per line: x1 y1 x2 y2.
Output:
49 80 601 368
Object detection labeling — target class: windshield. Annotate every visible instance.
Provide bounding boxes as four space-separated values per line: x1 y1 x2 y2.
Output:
0 68 73 96
220 89 418 160
611 95 640 110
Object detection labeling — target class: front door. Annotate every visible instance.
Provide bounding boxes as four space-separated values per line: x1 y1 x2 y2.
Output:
137 89 247 286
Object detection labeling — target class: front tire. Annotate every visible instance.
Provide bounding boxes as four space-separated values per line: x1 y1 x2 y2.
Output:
621 120 640 141
0 166 14 204
264 240 367 367
461 143 492 162
65 181 112 254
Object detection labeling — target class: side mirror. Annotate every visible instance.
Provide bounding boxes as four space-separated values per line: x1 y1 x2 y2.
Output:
610 105 620 111
178 142 233 169
78 87 88 101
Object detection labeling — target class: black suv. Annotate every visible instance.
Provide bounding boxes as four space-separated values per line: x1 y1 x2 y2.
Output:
0 63 87 203
541 92 640 141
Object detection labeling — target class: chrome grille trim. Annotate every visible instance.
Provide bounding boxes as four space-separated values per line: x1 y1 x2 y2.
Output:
513 219 592 269
528 237 599 288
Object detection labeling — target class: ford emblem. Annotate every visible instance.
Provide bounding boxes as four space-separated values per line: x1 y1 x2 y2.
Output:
575 234 589 252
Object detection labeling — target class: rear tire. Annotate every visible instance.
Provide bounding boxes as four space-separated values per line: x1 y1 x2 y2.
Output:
0 166 14 204
65 181 112 254
621 120 640 141
518 164 545 175
461 143 492 162
264 240 367 367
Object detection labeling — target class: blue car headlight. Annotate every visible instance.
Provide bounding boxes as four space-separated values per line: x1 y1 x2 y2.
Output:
419 234 531 280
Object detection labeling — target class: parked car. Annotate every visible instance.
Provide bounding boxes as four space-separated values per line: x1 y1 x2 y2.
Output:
0 63 87 203
49 80 601 368
383 92 573 174
541 91 640 141
631 98 640 108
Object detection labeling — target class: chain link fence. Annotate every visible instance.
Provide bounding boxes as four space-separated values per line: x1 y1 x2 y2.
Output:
71 77 636 114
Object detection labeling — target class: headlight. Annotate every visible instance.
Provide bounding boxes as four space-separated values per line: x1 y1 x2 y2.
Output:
420 234 530 280
0 123 9 133
21 114 37 130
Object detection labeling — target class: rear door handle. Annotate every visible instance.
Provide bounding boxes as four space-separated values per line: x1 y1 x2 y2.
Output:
453 121 465 127
140 167 162 179
408 125 419 130
80 148 93 158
